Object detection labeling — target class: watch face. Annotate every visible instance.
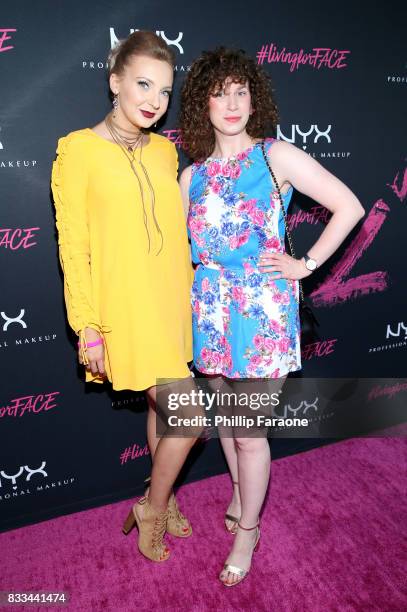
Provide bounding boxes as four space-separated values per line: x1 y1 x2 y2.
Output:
306 258 317 271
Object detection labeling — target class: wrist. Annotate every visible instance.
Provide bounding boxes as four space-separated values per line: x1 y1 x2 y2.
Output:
83 327 101 341
302 253 318 273
77 337 104 349
298 258 312 278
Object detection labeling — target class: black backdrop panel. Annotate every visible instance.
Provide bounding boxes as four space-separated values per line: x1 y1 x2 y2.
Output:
0 0 406 532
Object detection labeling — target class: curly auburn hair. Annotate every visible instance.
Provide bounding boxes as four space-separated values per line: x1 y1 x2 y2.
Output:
179 47 279 161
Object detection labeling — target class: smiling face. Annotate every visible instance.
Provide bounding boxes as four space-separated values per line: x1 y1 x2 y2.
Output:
109 54 173 129
208 78 253 137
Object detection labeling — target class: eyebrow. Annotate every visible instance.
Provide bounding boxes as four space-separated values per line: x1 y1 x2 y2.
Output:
136 76 172 89
220 83 248 93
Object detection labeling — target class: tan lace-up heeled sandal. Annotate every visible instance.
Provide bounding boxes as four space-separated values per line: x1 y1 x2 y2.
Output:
224 480 241 535
167 492 192 537
144 476 192 538
122 496 170 562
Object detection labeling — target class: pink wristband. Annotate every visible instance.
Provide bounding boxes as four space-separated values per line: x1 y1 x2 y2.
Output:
77 338 104 348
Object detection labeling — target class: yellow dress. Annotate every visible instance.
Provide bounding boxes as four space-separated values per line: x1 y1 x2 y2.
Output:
51 128 193 391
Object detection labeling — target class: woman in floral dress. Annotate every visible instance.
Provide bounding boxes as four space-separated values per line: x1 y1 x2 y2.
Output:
187 142 300 379
179 47 364 585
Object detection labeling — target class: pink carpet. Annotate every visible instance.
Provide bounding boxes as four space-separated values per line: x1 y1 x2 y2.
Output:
1 435 406 612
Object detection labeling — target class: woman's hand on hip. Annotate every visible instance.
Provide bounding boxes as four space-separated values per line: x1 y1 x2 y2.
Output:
258 252 312 280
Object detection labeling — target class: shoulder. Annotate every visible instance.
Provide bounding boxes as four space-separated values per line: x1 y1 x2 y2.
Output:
55 128 93 157
149 132 177 155
267 138 308 164
52 130 93 188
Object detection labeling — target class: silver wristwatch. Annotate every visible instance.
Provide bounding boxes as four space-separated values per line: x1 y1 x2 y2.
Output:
303 254 318 271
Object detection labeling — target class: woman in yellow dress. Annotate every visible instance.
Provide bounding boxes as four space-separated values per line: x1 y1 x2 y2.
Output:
51 31 199 562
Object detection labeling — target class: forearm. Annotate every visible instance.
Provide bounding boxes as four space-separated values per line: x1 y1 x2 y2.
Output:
305 203 364 267
59 248 100 335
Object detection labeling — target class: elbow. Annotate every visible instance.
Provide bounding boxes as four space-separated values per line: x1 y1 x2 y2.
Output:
354 200 365 221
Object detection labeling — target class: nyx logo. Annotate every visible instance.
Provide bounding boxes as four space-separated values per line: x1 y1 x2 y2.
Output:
386 322 407 340
277 124 332 147
1 309 27 331
0 461 47 489
109 28 184 54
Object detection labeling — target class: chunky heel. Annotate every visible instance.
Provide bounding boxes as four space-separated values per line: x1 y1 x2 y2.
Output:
122 506 137 535
122 496 146 535
254 535 260 552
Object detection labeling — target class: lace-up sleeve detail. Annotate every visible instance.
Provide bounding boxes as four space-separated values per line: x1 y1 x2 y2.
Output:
51 132 104 354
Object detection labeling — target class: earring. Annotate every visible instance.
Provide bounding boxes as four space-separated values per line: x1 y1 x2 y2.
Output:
112 93 119 117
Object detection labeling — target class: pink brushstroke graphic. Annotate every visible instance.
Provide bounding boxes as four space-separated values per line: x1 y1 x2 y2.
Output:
287 205 330 231
301 338 337 360
120 443 150 465
311 200 389 307
0 392 60 418
387 167 407 203
162 129 183 147
256 43 350 70
367 382 407 402
0 227 40 250
0 28 16 52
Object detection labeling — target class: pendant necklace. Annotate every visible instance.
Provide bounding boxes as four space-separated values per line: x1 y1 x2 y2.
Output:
105 113 163 255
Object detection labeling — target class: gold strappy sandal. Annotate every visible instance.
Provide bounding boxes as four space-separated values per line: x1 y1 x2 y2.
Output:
224 480 240 535
219 522 260 587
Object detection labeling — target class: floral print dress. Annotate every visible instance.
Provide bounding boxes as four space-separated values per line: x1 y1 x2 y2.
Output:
187 138 301 379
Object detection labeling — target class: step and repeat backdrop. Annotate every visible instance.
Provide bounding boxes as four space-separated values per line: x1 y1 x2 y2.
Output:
0 1 405 531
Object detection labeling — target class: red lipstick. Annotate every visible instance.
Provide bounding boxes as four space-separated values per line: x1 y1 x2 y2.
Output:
141 110 155 118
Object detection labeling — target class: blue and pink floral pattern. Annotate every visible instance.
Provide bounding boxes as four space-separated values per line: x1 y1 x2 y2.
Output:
187 138 301 378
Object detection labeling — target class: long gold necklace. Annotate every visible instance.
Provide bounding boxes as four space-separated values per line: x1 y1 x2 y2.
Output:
105 113 163 255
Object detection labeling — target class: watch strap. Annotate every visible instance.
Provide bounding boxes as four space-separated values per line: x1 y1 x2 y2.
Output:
304 254 316 267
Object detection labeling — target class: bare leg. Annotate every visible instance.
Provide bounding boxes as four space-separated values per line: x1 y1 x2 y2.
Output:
203 375 241 531
219 437 241 530
142 376 203 514
219 376 286 585
144 391 158 497
146 389 159 459
220 436 270 585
